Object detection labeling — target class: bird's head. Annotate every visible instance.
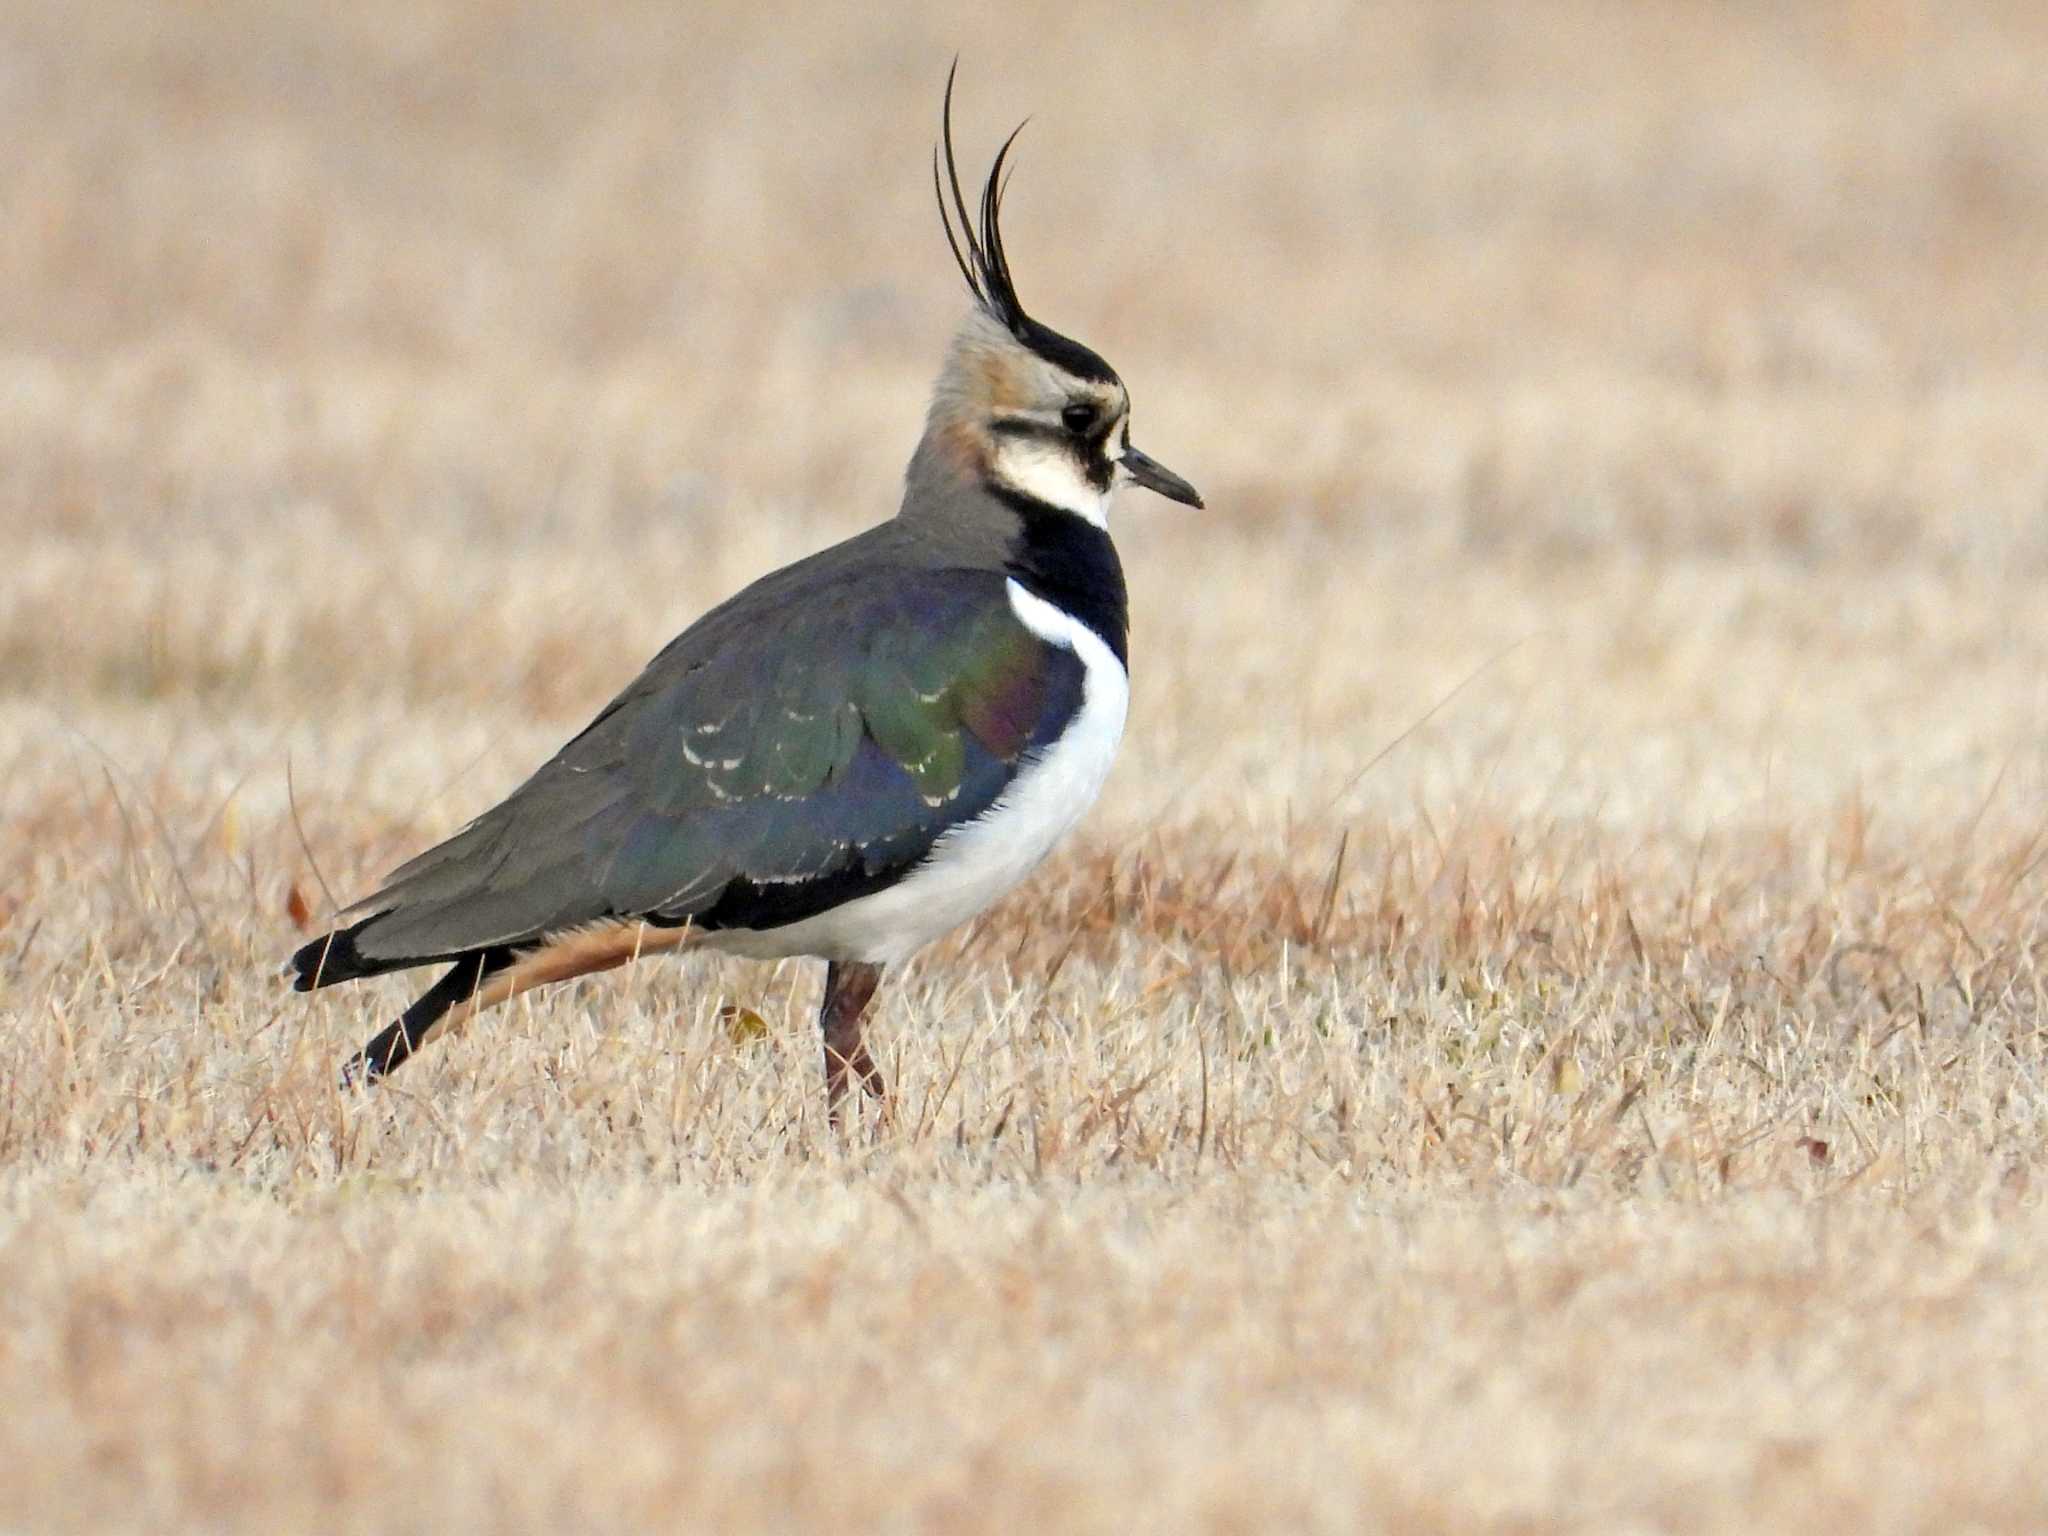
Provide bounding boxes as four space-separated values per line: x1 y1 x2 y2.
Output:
915 70 1202 530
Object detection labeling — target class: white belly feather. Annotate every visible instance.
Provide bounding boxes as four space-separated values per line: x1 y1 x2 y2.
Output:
708 579 1127 965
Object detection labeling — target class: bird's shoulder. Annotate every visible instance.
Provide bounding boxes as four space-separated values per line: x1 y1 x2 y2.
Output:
544 523 1076 808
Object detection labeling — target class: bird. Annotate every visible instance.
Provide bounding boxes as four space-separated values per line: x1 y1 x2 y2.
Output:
287 68 1202 1116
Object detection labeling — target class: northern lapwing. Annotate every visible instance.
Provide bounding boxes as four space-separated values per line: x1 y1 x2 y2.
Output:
288 70 1203 1114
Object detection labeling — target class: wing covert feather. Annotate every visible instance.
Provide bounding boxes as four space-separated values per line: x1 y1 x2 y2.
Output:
346 559 1086 963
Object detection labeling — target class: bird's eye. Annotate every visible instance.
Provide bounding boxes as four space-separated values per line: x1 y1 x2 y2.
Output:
1061 402 1098 436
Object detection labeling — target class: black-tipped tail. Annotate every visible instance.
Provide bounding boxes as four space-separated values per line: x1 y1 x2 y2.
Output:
288 914 403 991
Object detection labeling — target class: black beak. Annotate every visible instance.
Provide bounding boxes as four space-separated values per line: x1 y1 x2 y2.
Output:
1120 445 1204 509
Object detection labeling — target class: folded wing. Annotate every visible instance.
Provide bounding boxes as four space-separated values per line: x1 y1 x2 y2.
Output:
292 556 1081 986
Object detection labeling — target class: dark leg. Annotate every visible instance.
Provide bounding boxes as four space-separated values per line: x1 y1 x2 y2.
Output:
818 959 885 1117
339 948 512 1087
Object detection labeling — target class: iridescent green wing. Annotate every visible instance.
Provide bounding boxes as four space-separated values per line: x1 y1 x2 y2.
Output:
344 565 1085 961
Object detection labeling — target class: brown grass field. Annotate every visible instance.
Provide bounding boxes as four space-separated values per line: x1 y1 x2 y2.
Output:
7 1 2048 1529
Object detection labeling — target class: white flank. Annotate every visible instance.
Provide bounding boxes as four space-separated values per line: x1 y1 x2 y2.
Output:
990 435 1112 527
709 580 1128 965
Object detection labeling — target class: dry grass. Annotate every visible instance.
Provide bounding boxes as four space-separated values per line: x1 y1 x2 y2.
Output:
8 1 2048 1529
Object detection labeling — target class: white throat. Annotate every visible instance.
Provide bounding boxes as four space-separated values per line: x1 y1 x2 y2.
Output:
990 437 1112 528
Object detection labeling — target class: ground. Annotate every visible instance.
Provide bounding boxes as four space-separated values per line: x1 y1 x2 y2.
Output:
6 2 2048 1530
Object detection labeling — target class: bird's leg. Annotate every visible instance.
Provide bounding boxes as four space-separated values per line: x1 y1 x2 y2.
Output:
818 959 885 1120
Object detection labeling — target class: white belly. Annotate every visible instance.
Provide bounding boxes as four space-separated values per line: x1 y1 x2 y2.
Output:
708 580 1127 965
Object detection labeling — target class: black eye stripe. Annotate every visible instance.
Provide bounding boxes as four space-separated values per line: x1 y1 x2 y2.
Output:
990 415 1067 441
989 409 1122 459
1061 402 1098 435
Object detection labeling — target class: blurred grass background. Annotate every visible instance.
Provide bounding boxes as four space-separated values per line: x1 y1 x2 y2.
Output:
7 3 2048 1530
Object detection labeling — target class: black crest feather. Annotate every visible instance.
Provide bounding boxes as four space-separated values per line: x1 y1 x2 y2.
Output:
933 61 1120 387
